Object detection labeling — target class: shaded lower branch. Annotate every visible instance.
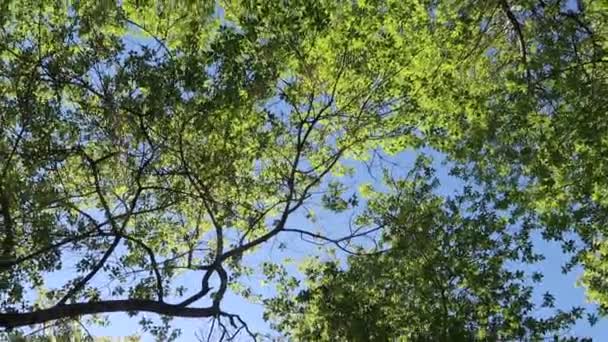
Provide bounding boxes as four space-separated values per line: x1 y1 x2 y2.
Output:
0 299 217 328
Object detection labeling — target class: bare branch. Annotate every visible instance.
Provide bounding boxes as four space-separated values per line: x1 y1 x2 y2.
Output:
283 228 389 256
219 311 257 342
0 230 100 271
0 299 217 329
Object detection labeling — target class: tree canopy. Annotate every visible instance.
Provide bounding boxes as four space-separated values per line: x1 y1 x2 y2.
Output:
0 0 606 340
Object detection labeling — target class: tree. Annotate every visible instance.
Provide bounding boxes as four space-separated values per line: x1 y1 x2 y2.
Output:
262 0 608 340
0 0 606 340
264 157 585 341
394 0 608 312
0 0 414 337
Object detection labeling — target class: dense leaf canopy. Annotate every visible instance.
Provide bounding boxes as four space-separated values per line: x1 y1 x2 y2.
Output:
265 158 584 341
0 0 606 340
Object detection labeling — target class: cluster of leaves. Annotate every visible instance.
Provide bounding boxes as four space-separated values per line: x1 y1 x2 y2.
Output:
264 157 586 341
260 0 608 340
0 0 418 337
0 0 606 340
403 0 608 312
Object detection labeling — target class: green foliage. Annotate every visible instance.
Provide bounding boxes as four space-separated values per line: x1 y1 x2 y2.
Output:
3 319 141 342
264 158 583 341
0 0 606 340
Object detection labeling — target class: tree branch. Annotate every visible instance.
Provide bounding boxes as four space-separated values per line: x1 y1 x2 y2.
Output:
0 299 217 329
56 235 121 306
500 0 531 86
0 230 99 271
119 234 165 302
282 228 388 255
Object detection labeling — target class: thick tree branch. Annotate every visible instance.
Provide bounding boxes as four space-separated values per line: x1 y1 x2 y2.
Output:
177 267 215 307
0 299 217 329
